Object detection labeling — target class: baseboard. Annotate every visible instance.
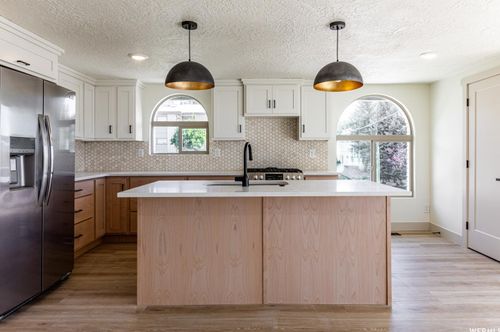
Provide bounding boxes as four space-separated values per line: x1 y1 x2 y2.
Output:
430 223 463 246
391 221 430 233
103 234 137 243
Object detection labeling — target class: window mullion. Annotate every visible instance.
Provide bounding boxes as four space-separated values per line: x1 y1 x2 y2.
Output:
371 140 376 182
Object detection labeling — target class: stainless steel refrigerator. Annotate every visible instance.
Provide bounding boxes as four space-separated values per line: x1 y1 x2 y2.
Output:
0 66 75 319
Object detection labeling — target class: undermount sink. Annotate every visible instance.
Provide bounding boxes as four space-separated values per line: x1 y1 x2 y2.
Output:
206 180 289 187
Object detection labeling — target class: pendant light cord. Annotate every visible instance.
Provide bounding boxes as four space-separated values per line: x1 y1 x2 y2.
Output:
188 28 191 61
336 28 339 62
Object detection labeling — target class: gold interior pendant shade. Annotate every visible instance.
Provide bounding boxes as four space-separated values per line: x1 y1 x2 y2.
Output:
165 21 215 91
313 21 363 92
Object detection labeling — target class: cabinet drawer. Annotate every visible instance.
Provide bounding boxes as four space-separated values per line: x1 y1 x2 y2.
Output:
75 180 94 198
74 218 95 251
74 195 94 224
0 28 58 81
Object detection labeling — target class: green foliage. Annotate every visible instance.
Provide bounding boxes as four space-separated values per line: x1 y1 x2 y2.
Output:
170 128 206 151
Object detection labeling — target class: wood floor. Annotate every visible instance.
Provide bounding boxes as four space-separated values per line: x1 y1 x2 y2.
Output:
1 234 499 331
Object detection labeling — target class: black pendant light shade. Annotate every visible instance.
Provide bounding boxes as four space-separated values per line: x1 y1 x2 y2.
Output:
165 21 215 90
314 21 363 92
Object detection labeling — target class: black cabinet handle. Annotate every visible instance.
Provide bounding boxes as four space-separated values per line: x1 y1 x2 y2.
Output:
74 209 83 213
109 125 112 134
74 234 83 239
129 125 132 134
239 124 242 133
268 100 271 109
16 60 30 66
74 189 83 192
273 100 276 108
302 124 305 133
496 178 500 181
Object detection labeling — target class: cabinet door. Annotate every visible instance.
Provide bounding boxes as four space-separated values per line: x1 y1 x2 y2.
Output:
213 86 245 140
272 85 300 116
83 83 95 139
105 177 129 234
299 86 330 140
116 86 135 139
94 86 116 139
94 178 106 238
58 72 84 138
245 85 273 115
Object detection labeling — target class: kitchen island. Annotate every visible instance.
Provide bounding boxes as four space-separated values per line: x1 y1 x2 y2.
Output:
118 180 410 307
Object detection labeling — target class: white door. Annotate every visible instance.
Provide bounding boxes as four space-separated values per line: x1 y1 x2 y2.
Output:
468 74 500 261
245 85 273 115
94 86 116 139
213 86 244 140
299 86 329 140
83 83 95 139
116 86 135 139
58 72 84 138
272 84 300 116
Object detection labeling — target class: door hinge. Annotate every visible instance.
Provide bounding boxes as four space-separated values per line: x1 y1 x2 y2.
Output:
466 98 469 107
466 160 469 168
466 221 469 230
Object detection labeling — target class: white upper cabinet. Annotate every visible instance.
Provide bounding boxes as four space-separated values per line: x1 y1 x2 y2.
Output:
243 80 301 116
94 82 143 141
94 86 116 139
299 85 330 140
0 17 62 82
58 70 84 138
83 83 95 139
213 83 245 140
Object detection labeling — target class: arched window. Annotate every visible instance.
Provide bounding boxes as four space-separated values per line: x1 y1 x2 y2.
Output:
150 95 208 154
336 95 413 190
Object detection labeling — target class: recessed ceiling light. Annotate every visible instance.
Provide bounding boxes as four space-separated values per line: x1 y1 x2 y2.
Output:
128 53 149 61
419 51 437 60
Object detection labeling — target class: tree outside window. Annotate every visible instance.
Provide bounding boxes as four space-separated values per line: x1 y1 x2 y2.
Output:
336 96 413 190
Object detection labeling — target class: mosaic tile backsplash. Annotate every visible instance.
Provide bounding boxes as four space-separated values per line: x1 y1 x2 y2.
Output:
76 118 328 172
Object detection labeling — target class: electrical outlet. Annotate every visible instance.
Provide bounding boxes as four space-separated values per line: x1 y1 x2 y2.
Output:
137 148 144 158
213 147 221 158
309 148 316 159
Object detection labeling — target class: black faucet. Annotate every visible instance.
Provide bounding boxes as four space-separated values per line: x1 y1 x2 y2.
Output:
235 142 253 187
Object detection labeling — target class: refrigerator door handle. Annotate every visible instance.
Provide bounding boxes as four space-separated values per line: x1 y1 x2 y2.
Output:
37 115 49 206
44 115 54 205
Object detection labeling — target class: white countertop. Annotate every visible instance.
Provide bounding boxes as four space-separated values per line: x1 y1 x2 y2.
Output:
117 180 411 198
75 170 338 182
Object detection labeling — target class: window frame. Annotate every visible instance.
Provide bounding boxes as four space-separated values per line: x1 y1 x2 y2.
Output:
336 95 414 192
150 94 209 155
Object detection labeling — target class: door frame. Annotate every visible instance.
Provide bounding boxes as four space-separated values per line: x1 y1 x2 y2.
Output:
463 65 500 249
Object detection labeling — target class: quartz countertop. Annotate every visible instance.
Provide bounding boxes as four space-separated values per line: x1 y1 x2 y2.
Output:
117 180 411 198
75 170 338 182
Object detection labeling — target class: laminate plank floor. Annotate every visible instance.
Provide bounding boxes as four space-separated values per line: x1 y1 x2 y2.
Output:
1 235 499 331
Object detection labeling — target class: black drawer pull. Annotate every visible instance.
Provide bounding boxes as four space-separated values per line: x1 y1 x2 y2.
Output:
74 234 83 239
16 60 30 66
74 189 83 192
75 209 83 213
496 178 500 181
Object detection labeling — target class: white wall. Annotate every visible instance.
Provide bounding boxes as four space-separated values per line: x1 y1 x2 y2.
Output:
328 84 431 224
430 58 500 241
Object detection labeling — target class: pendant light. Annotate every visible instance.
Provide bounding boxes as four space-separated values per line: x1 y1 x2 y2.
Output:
314 21 363 92
165 21 215 90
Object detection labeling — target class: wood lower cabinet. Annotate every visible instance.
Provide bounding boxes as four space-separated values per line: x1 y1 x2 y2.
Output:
105 177 130 234
95 178 106 238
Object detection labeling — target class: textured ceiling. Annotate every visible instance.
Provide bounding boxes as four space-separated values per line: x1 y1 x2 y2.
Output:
1 0 499 83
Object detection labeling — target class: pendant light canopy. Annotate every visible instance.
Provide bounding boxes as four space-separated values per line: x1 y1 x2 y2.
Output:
165 21 215 90
314 21 363 92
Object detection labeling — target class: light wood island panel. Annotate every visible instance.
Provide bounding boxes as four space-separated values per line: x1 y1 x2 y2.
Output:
263 196 389 305
135 195 391 306
137 197 263 306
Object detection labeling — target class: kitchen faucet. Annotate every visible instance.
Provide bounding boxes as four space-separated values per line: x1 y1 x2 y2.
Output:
235 142 253 187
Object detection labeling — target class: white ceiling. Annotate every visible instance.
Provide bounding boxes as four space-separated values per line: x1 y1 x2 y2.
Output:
1 0 499 83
